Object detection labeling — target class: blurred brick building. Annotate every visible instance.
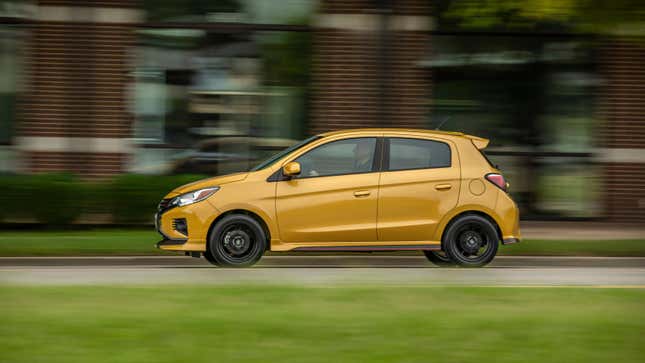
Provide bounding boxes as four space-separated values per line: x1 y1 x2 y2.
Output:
17 0 137 178
0 0 644 223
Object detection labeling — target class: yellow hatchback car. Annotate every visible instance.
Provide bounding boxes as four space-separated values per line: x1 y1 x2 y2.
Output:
155 128 520 267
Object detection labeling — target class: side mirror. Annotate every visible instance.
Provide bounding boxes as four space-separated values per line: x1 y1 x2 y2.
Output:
282 161 301 177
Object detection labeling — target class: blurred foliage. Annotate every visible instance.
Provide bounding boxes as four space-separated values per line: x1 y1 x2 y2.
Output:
29 174 82 226
0 174 206 226
439 0 645 34
0 174 81 225
108 174 206 224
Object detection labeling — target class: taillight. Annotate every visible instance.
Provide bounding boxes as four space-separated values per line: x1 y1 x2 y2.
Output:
485 173 507 192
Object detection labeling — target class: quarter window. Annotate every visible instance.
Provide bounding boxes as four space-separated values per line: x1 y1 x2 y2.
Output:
387 138 451 171
295 138 377 178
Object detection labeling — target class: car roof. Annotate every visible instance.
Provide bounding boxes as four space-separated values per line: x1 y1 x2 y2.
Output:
319 128 462 137
317 128 489 149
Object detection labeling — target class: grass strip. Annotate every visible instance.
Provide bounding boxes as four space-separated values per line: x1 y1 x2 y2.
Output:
1 285 643 363
0 230 644 256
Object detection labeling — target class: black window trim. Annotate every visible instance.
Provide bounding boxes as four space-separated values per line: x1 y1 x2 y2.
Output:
383 137 452 172
268 137 382 182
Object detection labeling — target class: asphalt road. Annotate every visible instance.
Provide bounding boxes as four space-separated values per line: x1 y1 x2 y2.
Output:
1 256 645 287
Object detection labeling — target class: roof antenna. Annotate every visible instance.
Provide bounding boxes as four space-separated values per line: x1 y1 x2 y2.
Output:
434 116 450 130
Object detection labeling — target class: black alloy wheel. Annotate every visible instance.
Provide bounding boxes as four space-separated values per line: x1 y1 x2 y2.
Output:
205 214 266 267
442 214 499 267
423 250 456 267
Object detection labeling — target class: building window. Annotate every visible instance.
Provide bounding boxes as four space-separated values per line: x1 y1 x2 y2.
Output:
133 1 315 175
0 25 21 146
0 25 23 173
143 0 317 24
428 35 599 218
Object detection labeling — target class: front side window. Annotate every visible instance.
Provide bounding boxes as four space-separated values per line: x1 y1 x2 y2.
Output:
295 138 377 178
387 138 451 171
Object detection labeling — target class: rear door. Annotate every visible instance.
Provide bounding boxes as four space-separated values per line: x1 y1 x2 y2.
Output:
377 136 460 241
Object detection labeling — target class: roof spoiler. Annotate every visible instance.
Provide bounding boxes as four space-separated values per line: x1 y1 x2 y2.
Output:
465 134 489 149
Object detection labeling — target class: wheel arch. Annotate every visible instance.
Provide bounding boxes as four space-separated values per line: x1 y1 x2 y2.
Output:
206 209 272 251
438 210 503 249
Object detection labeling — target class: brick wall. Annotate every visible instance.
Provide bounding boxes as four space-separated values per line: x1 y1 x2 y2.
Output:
598 37 645 222
17 0 138 178
310 0 431 134
603 164 645 222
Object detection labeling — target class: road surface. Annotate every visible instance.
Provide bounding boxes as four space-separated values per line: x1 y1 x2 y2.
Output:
1 255 644 287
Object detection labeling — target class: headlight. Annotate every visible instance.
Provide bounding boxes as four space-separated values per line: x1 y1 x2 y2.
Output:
170 187 220 207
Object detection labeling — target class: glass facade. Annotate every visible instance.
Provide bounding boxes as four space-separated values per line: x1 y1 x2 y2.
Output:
0 1 613 220
144 0 317 24
132 0 317 174
0 24 22 172
0 25 21 145
428 35 599 218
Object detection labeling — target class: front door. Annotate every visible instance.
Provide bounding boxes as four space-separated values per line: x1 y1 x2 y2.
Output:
377 137 460 241
276 137 379 243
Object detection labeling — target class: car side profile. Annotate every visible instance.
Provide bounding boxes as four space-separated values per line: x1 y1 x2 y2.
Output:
155 128 521 267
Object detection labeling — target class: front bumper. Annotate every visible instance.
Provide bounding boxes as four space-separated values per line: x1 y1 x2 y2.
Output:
154 199 219 252
502 237 520 245
155 237 188 248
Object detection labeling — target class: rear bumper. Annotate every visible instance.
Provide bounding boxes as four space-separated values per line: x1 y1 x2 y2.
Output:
496 191 521 244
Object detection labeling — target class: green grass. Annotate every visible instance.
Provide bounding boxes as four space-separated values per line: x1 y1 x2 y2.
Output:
1 286 643 363
0 229 644 256
0 229 162 256
498 239 645 257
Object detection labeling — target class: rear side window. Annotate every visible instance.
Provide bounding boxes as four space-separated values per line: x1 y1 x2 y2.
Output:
387 138 451 171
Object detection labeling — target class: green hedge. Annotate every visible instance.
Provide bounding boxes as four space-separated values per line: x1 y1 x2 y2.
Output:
0 173 206 226
108 174 207 224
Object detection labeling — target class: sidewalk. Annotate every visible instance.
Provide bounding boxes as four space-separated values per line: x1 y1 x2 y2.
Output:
521 221 645 240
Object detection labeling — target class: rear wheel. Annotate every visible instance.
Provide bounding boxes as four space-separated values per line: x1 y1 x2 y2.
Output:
443 214 499 267
423 250 455 267
205 214 266 267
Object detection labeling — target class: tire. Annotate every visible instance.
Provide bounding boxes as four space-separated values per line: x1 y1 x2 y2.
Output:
203 250 219 266
442 214 499 267
206 214 267 267
423 250 456 267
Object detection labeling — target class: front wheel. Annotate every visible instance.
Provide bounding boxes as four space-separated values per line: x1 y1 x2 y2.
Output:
205 214 267 267
203 250 219 266
423 250 455 267
443 214 499 267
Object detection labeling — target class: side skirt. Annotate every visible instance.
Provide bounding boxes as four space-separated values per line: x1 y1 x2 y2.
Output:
292 245 441 252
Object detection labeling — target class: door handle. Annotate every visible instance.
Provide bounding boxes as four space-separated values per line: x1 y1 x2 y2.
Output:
434 184 452 191
353 190 371 197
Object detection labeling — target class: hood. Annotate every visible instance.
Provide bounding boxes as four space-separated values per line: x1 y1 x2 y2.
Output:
166 172 249 197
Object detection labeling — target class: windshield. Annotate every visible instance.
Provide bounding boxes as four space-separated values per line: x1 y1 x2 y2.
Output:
250 135 321 171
